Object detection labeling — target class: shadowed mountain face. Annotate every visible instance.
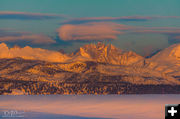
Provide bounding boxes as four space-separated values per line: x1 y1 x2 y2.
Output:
0 42 180 94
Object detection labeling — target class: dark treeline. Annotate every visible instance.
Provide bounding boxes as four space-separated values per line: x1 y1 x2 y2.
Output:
1 79 180 95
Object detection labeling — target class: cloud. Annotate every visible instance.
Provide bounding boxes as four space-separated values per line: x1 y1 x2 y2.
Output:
0 11 67 20
0 28 29 37
0 34 56 44
134 28 180 35
62 16 180 24
128 27 180 45
133 27 180 44
0 29 56 45
57 22 133 41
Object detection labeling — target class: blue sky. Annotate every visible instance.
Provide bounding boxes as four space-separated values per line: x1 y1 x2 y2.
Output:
1 0 180 16
0 0 180 56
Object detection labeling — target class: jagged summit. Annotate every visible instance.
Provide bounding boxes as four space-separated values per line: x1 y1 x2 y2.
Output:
72 42 144 65
78 42 122 57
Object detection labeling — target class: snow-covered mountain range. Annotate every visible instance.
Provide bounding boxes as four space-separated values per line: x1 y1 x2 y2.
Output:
0 42 180 94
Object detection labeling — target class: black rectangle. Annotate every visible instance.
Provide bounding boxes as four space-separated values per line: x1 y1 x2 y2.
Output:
165 104 180 119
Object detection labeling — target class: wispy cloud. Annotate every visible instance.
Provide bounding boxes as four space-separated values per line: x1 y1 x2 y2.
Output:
0 28 29 37
0 11 68 20
62 16 180 24
133 28 180 35
0 34 55 44
0 29 56 44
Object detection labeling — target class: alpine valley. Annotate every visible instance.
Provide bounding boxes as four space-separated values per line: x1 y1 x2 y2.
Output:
0 42 180 95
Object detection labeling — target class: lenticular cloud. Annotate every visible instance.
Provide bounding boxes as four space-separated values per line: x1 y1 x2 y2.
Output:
57 22 129 41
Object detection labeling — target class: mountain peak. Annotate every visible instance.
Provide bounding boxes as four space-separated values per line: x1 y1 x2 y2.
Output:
82 42 121 51
0 42 8 49
96 42 105 48
73 42 143 65
169 44 180 59
13 45 21 49
150 44 180 62
77 42 121 57
0 43 70 62
146 44 180 77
